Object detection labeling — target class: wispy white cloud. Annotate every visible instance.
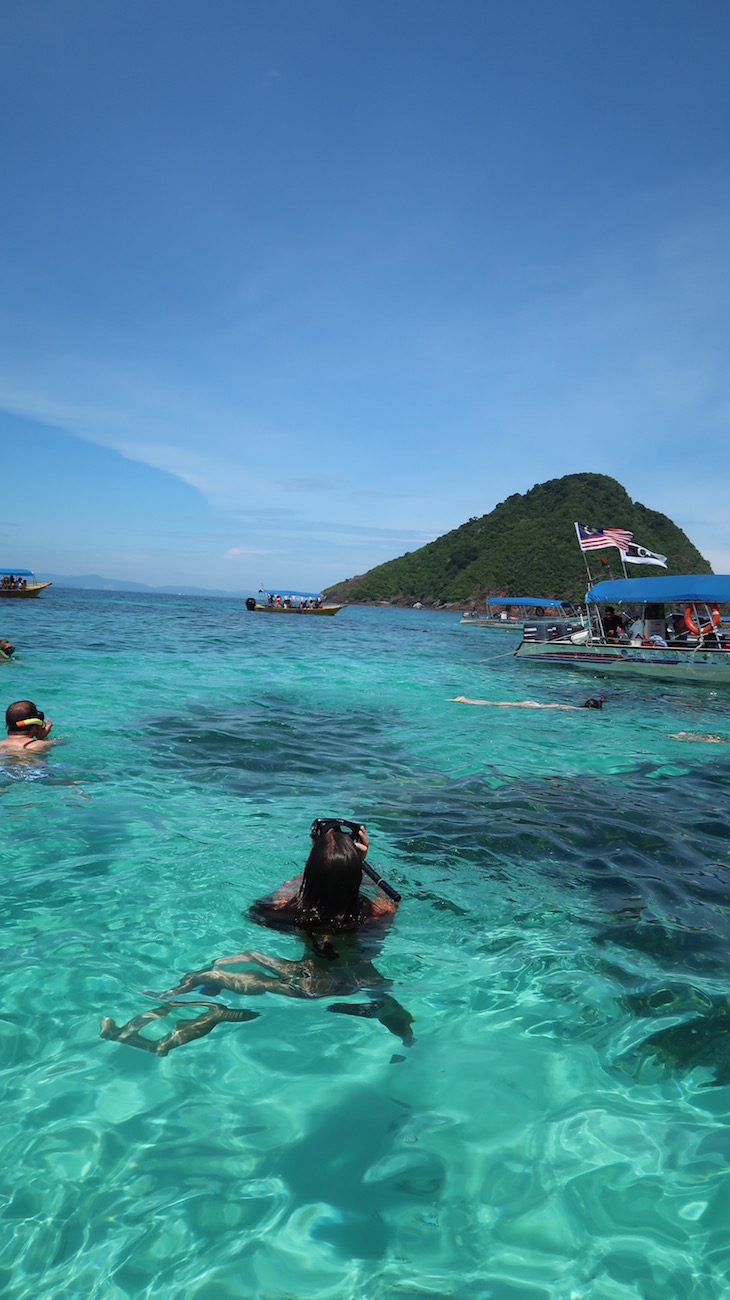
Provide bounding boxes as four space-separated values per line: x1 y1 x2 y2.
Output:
0 161 727 584
224 547 282 558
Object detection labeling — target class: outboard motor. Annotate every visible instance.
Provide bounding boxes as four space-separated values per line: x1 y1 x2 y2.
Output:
523 618 575 643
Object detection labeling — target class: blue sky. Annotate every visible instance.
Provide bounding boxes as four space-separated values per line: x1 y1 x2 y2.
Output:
1 1 729 589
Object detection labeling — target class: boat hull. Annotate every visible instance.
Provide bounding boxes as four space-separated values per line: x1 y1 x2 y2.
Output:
515 639 730 686
460 617 522 629
0 582 51 598
249 603 343 616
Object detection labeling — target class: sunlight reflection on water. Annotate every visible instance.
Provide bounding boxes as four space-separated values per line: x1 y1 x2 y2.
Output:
1 591 730 1297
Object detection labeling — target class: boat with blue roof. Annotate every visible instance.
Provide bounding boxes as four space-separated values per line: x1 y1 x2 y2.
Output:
461 595 583 636
514 575 730 685
0 568 51 598
245 588 344 616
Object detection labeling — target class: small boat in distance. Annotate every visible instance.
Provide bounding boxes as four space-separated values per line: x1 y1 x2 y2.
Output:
461 596 582 633
514 574 730 686
245 588 344 616
0 569 51 598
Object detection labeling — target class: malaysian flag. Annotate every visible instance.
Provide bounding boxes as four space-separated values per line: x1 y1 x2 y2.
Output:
575 522 633 553
623 541 667 568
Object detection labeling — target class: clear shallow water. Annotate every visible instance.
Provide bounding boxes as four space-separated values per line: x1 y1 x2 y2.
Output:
1 589 730 1299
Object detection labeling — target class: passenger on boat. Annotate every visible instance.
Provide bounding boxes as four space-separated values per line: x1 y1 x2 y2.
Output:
100 823 410 1055
602 606 627 640
1 699 55 750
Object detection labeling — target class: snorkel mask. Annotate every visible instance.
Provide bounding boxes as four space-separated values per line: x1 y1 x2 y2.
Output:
309 818 402 902
310 818 362 841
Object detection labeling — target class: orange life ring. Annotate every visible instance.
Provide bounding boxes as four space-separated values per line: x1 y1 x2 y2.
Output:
684 603 720 636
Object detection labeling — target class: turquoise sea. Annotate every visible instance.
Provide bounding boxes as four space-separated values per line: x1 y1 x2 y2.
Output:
2 588 730 1299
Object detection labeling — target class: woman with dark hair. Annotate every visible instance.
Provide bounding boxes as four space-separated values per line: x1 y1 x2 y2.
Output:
249 824 397 932
100 823 410 1055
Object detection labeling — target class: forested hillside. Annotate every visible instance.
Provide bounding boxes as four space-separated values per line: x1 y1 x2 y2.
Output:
324 473 711 605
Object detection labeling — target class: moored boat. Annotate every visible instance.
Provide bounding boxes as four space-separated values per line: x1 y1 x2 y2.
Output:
514 575 730 686
245 588 344 616
461 596 583 635
0 569 51 598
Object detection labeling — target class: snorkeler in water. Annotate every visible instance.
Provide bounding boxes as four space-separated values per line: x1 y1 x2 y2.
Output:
1 699 57 752
451 695 604 710
669 732 729 744
100 820 412 1055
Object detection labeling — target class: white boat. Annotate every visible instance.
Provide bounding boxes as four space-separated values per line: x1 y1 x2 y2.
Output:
514 575 730 686
461 596 583 634
245 588 344 616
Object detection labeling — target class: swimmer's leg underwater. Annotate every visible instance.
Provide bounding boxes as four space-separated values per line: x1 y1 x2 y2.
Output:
100 1000 259 1056
328 995 415 1046
102 954 415 1052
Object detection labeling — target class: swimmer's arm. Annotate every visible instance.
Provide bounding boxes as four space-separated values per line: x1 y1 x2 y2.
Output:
450 697 578 711
24 719 59 748
451 697 538 708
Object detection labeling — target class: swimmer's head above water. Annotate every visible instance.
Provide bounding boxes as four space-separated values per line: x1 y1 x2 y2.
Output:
6 699 44 730
582 696 604 709
4 699 53 743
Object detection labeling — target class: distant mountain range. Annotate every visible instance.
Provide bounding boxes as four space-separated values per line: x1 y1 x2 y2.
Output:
39 573 252 598
323 472 712 605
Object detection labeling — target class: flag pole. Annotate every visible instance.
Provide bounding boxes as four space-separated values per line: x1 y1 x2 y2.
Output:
575 522 593 590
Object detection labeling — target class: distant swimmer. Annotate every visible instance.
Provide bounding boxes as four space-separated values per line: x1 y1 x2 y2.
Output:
451 695 604 710
0 639 14 659
670 732 729 744
1 699 57 752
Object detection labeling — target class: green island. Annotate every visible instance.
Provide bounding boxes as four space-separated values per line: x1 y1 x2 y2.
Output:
324 472 711 607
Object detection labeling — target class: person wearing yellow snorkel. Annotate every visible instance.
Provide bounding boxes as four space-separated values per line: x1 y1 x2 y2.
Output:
1 699 56 751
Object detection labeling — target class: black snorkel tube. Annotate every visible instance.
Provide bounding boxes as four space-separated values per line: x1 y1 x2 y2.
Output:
310 818 402 903
361 859 401 903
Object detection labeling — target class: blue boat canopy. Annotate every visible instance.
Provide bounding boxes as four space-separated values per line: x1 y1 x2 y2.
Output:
0 568 34 577
485 596 569 607
259 588 323 599
585 575 730 605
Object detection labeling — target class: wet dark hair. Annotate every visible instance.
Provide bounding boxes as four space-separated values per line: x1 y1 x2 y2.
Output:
297 830 364 927
250 830 367 933
5 699 42 733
